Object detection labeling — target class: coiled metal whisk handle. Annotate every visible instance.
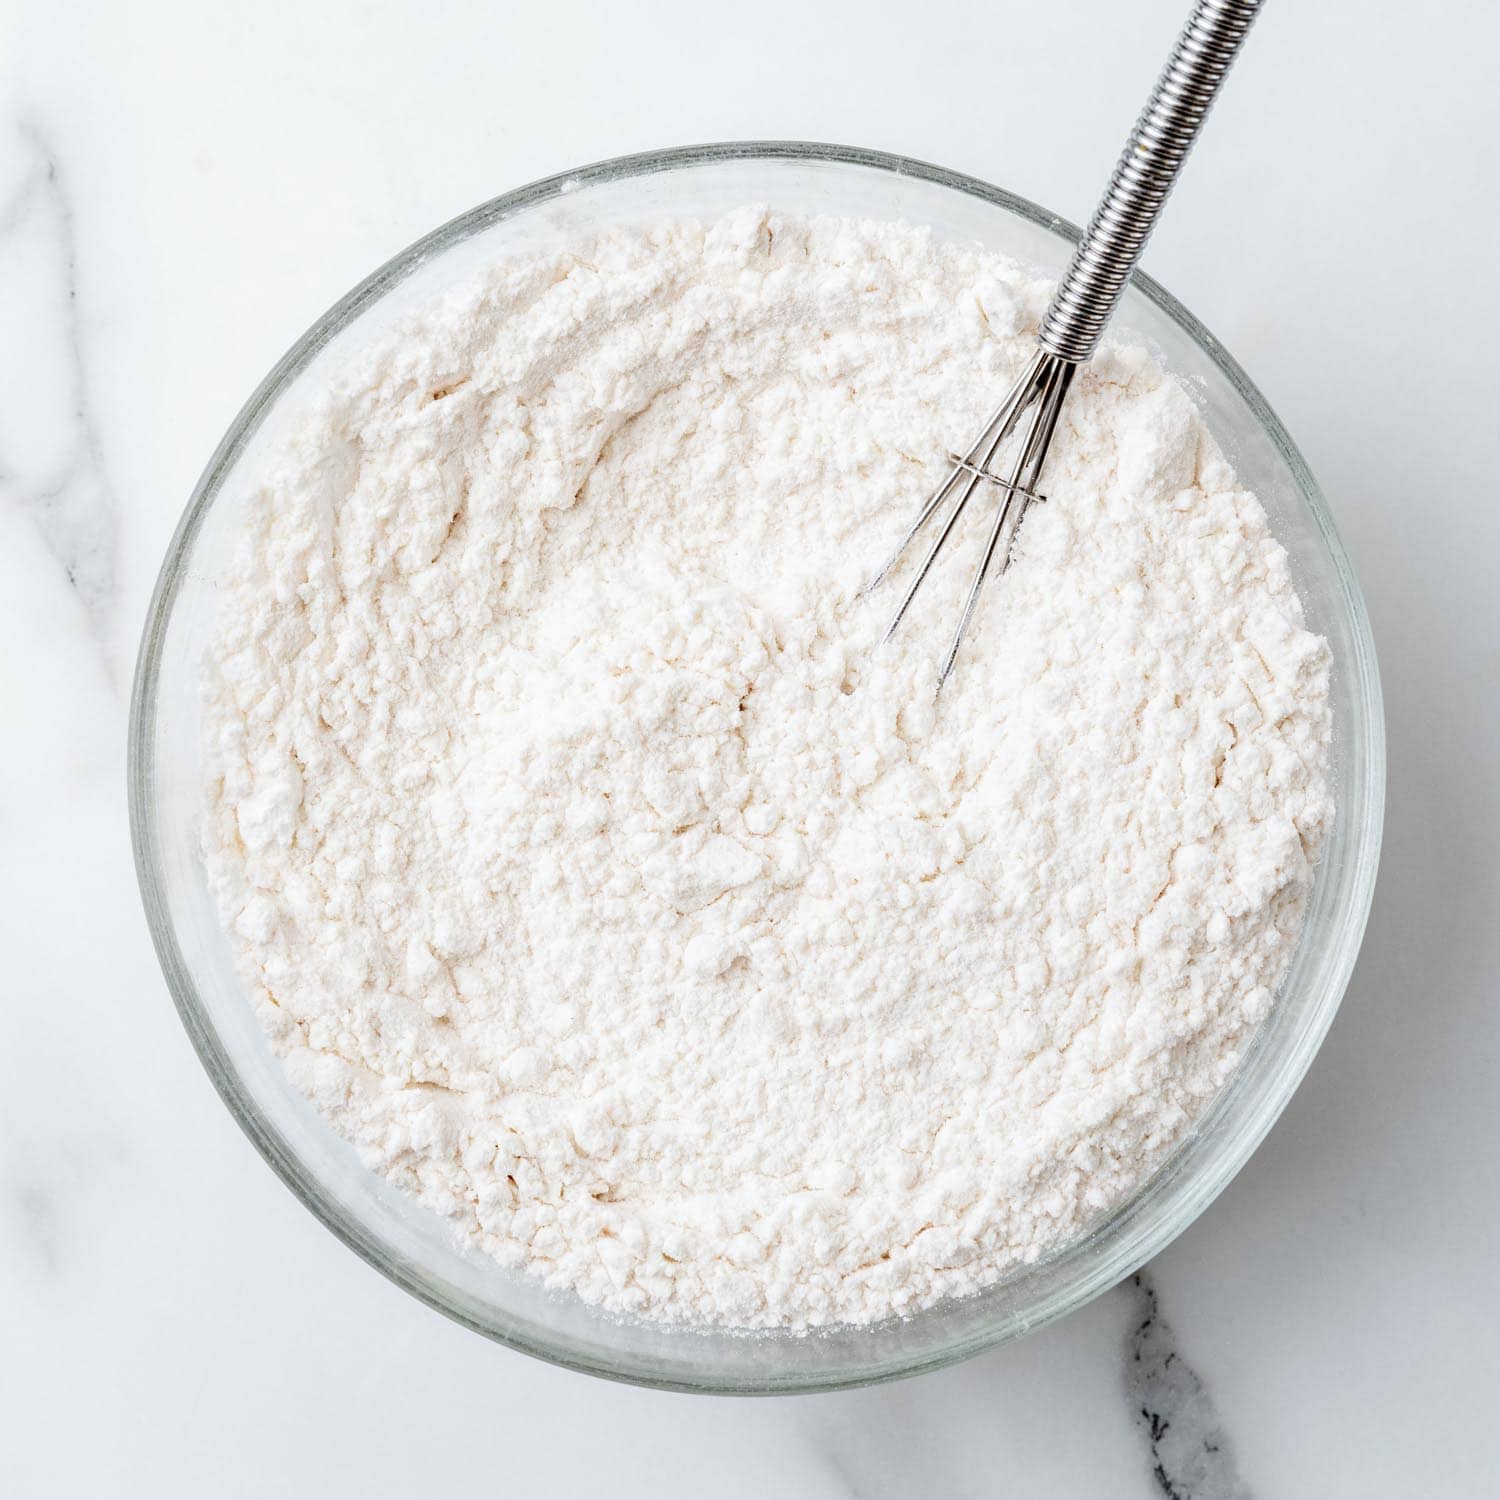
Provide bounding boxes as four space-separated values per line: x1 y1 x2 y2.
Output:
1039 0 1263 364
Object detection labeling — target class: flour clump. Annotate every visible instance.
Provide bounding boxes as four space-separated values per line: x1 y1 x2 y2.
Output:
204 208 1332 1328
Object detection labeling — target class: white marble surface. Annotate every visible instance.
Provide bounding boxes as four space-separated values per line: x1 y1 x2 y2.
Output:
3 0 1498 1493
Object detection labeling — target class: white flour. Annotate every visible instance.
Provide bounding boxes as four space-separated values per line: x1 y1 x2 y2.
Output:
204 208 1332 1329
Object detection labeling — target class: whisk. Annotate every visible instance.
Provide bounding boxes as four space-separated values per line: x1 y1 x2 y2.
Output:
869 0 1264 683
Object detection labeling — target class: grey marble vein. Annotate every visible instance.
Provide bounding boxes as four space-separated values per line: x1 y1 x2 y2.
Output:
1125 1273 1248 1500
8 1177 61 1272
0 121 117 647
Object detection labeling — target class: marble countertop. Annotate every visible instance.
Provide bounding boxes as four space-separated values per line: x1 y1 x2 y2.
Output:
4 0 1497 1494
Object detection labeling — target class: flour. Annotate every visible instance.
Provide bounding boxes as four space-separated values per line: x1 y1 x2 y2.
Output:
203 208 1333 1329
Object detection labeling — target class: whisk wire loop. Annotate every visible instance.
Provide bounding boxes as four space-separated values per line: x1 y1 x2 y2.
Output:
938 358 1076 684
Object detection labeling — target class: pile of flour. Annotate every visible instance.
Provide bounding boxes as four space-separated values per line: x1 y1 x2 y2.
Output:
204 207 1332 1329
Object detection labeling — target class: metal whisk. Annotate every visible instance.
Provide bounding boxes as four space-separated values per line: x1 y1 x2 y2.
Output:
869 0 1264 683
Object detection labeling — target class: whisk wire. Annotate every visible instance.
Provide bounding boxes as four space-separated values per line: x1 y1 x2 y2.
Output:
863 349 1048 600
938 358 1075 684
870 349 1069 660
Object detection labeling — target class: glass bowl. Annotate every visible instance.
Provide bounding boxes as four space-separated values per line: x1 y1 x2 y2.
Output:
128 141 1383 1394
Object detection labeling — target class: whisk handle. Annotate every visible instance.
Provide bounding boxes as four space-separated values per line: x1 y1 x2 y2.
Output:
1038 0 1263 364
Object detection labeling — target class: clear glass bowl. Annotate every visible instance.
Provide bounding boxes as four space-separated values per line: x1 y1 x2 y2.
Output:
128 142 1384 1393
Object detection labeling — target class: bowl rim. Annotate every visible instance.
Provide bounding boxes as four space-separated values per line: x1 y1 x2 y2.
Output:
128 138 1385 1394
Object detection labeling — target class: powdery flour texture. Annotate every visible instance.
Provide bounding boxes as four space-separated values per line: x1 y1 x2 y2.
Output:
205 209 1333 1328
